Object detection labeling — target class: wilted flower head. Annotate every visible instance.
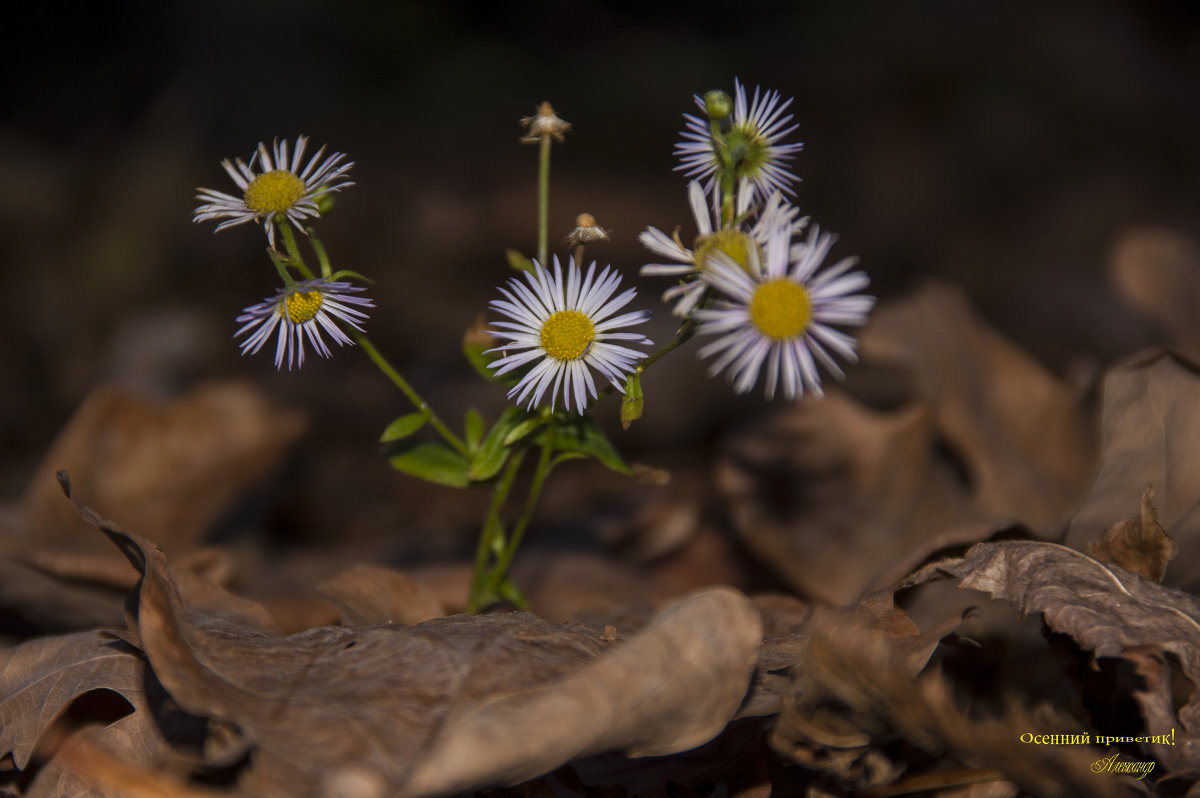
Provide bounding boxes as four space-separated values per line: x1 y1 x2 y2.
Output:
693 219 873 400
487 257 651 413
235 278 373 370
566 213 610 247
194 136 354 248
520 102 571 144
676 79 803 201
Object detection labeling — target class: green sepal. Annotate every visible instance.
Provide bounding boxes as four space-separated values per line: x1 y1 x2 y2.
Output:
505 248 536 273
380 412 427 442
327 269 375 284
464 409 485 451
541 415 632 476
388 442 470 488
620 370 644 431
468 407 527 481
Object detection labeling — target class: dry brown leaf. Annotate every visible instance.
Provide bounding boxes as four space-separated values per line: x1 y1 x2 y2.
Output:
1063 350 1200 592
0 557 126 635
405 586 762 795
0 631 145 773
6 381 305 563
718 284 1096 604
1085 485 1178 582
317 564 446 626
64 476 762 797
924 539 1200 779
1109 227 1200 348
0 629 207 798
771 608 1124 798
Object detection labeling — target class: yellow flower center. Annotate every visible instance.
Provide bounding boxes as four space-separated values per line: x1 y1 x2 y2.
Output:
694 229 756 274
244 170 307 214
284 290 323 324
750 279 811 340
540 310 595 360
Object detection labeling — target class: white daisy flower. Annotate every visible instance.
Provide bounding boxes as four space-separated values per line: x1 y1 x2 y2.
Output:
675 78 803 201
235 279 374 370
693 219 874 400
487 257 652 414
639 180 807 316
193 136 354 248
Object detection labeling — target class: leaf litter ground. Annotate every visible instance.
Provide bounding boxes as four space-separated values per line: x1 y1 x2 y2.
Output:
10 273 1200 796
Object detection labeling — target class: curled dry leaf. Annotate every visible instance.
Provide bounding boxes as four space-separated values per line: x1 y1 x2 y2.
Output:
924 539 1200 779
771 606 1123 798
62 476 763 798
1064 350 1200 592
718 284 1096 604
1084 485 1178 582
0 629 206 798
0 631 145 774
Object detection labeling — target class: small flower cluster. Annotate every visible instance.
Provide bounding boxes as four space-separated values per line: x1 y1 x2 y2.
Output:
641 79 875 400
194 136 373 370
192 82 873 408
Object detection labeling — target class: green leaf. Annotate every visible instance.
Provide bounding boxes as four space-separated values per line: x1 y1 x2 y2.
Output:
468 407 528 481
542 415 632 476
380 412 427 442
502 417 545 447
495 576 530 609
505 248 536 274
388 443 470 487
464 409 485 451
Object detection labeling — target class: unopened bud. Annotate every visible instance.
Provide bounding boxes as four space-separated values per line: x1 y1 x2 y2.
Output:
704 90 732 121
620 370 644 430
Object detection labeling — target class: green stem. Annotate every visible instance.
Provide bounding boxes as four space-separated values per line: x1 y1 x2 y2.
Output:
537 134 551 267
349 330 470 457
467 449 526 612
640 316 698 371
307 229 334 278
278 223 317 280
480 418 557 601
588 317 697 407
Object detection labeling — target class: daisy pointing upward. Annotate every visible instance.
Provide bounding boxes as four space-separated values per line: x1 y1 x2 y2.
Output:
487 257 652 414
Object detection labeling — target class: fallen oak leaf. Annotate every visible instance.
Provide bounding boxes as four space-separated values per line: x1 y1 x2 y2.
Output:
0 631 143 773
61 475 763 798
915 539 1200 779
773 614 1122 798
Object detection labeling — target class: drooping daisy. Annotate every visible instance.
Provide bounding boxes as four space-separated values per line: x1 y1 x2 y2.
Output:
675 78 803 201
693 219 874 400
235 279 374 370
193 136 354 248
639 180 807 316
487 257 652 414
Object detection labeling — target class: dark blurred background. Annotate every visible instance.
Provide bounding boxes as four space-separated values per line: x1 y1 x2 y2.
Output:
2 0 1199 555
